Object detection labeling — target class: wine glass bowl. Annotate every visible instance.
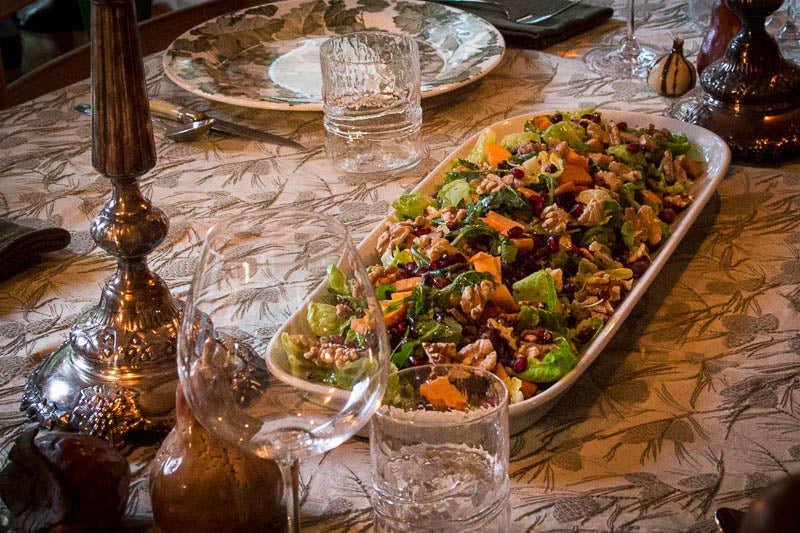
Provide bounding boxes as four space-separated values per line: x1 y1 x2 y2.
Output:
178 210 390 532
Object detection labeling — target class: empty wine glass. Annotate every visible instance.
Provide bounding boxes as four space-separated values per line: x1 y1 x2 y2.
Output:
585 0 658 78
776 0 800 63
178 210 390 533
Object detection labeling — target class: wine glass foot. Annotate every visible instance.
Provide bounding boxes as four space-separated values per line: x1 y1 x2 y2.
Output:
585 43 658 79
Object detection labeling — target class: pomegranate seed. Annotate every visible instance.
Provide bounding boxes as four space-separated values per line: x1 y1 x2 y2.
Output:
568 244 580 256
497 160 510 170
598 289 611 300
530 194 545 208
548 236 559 253
413 226 432 236
555 192 576 210
630 258 650 277
617 121 627 130
659 207 676 224
552 113 563 123
562 280 577 294
545 163 558 174
434 312 446 323
329 335 344 344
451 254 468 264
570 203 584 217
446 221 458 231
510 146 519 155
346 341 357 349
512 167 525 179
408 355 422 367
577 327 595 343
591 113 601 123
581 113 592 120
513 356 528 373
627 143 641 153
506 226 524 238
535 328 554 344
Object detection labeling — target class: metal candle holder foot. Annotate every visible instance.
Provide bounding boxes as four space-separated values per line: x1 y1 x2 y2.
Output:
672 0 800 162
21 0 179 446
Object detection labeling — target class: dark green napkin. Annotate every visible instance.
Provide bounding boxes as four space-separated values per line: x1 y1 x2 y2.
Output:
0 219 71 280
439 0 613 49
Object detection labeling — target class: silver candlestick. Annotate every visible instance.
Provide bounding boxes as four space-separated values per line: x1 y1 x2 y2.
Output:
21 0 180 446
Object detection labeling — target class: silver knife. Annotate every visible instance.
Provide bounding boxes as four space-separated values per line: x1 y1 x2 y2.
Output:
149 99 305 150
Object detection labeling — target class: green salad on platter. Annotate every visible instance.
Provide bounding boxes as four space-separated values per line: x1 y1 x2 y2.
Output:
283 110 705 404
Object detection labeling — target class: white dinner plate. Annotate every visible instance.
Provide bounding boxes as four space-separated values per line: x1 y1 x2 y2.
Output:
267 110 732 435
162 0 505 111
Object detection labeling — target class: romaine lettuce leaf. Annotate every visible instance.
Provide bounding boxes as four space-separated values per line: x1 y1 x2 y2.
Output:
327 264 350 296
306 302 344 336
543 120 586 150
511 337 576 383
466 127 497 164
392 193 435 220
500 131 540 151
607 144 646 169
512 270 557 310
437 179 473 209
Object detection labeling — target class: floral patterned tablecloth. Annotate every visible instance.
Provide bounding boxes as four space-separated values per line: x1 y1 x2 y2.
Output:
2 1 800 531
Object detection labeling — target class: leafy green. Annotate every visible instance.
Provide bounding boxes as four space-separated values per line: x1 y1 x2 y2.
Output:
500 132 540 151
282 332 336 384
390 323 442 367
437 271 495 304
409 244 430 269
573 258 599 287
376 284 396 300
465 186 532 221
384 364 414 406
602 200 624 226
570 317 604 347
392 193 435 220
620 181 644 209
380 246 415 268
511 337 576 383
621 221 641 250
607 144 646 170
306 302 344 336
449 223 517 263
327 264 350 296
465 127 496 164
543 120 586 150
512 271 557 310
580 226 613 248
660 221 672 241
518 305 539 330
281 332 306 360
606 268 633 280
335 357 377 389
437 179 473 209
576 188 614 205
413 316 462 344
665 132 692 155
451 158 479 170
444 171 481 183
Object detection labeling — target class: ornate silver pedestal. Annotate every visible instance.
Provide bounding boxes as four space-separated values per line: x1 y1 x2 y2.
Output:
21 0 179 446
672 0 800 162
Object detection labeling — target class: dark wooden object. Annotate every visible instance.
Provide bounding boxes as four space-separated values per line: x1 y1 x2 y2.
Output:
0 0 267 110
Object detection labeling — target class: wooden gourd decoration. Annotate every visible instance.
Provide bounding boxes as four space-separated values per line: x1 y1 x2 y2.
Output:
647 38 697 98
696 0 742 75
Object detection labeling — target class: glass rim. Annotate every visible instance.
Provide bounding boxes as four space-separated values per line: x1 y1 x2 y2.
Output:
320 30 419 65
201 208 352 260
376 363 509 423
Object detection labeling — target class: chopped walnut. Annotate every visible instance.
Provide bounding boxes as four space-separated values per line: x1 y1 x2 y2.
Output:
286 334 317 354
541 205 570 234
585 271 623 303
589 241 623 269
546 140 570 159
476 173 506 194
664 194 693 209
620 131 640 144
304 342 360 369
368 265 399 287
571 295 615 321
486 318 518 351
422 342 458 365
457 338 497 371
595 170 623 192
628 241 650 263
517 342 557 361
415 235 457 262
623 205 662 247
544 267 563 292
661 150 688 183
429 205 467 224
586 122 610 146
460 280 494 320
376 220 415 256
336 303 354 320
577 199 604 224
588 152 614 168
608 161 642 182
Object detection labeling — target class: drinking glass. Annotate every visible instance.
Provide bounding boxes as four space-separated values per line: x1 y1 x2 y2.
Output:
178 210 390 533
370 364 510 532
585 0 658 78
777 0 800 63
321 31 426 175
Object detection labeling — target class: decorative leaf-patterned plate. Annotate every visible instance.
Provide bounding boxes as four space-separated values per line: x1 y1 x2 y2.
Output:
163 0 505 111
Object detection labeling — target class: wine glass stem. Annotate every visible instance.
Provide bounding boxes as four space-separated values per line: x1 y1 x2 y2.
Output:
626 0 635 40
278 460 301 533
